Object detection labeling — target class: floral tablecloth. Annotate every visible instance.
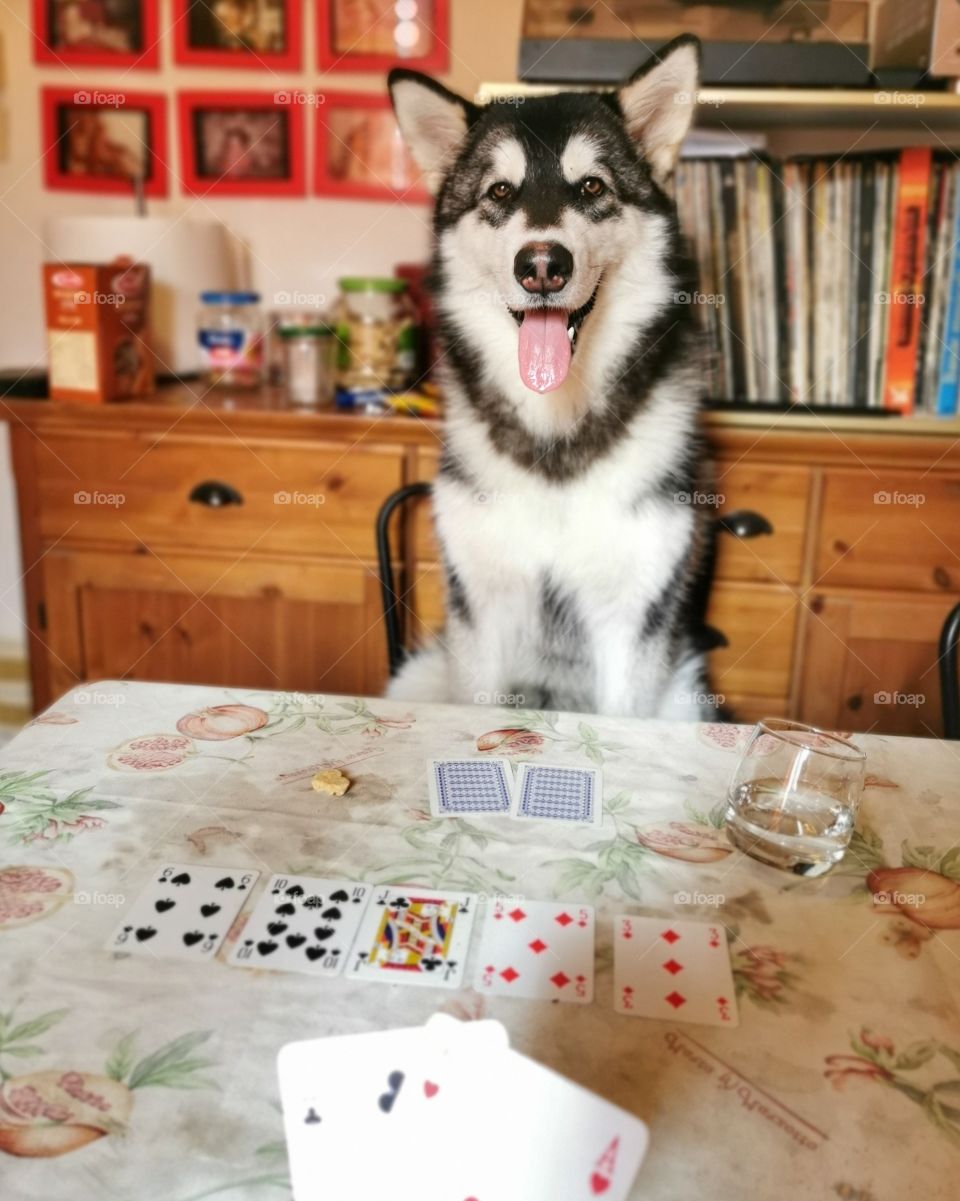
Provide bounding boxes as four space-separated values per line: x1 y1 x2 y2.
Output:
1 680 958 1201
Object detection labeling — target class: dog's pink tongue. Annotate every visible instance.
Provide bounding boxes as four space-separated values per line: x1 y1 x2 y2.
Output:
518 310 570 393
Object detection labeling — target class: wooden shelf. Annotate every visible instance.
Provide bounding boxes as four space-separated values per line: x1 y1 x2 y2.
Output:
477 84 960 130
6 388 959 443
703 408 960 437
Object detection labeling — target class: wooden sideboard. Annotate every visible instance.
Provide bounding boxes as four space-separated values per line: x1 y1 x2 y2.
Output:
4 387 959 736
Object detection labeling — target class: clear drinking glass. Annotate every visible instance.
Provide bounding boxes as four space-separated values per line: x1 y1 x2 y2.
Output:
725 719 866 876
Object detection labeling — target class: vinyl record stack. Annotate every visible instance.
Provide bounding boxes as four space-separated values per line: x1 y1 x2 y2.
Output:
675 148 960 416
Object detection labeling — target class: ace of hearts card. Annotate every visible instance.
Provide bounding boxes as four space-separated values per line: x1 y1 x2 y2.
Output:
345 887 476 989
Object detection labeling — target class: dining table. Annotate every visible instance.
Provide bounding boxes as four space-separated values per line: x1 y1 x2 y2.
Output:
0 678 958 1201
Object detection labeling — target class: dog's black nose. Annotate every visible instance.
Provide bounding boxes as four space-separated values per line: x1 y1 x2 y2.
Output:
513 242 573 294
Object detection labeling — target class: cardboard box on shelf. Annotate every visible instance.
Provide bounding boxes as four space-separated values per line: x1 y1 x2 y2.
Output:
42 259 154 403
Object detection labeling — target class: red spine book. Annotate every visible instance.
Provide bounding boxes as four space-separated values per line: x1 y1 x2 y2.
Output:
883 147 933 412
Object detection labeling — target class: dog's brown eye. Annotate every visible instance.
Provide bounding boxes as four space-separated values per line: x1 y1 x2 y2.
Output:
487 181 514 201
582 177 606 197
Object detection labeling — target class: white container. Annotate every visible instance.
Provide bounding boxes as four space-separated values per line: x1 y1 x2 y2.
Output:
280 325 336 407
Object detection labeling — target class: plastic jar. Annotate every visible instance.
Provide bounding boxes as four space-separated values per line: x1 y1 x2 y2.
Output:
280 325 336 407
334 277 417 392
197 291 263 388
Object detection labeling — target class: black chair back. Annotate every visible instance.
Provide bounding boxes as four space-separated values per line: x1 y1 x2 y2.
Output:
939 601 960 739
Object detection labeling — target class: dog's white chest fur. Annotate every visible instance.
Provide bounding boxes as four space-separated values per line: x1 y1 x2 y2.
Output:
390 385 706 721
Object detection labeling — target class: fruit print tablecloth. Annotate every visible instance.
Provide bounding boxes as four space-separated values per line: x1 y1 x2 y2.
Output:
1 679 958 1200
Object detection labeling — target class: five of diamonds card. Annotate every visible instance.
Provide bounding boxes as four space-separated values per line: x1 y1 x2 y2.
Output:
474 898 595 1003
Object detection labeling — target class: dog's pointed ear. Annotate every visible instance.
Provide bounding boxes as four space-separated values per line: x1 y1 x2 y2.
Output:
389 69 478 194
617 34 701 189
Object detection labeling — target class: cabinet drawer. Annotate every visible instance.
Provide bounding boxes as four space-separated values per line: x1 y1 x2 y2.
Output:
33 432 405 559
815 469 960 592
706 582 797 701
712 462 810 585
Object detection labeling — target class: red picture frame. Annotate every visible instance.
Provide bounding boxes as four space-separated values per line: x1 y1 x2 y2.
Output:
178 91 305 197
172 0 302 70
33 0 159 68
317 0 449 72
41 87 168 197
314 91 430 203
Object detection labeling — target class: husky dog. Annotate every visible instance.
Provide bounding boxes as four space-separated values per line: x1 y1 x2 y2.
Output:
387 35 716 719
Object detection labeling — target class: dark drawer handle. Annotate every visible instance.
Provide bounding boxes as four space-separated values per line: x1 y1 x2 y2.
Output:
717 509 773 539
189 480 244 508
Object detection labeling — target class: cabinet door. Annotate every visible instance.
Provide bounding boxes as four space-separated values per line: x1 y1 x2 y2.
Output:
797 591 953 736
40 550 388 704
706 582 798 707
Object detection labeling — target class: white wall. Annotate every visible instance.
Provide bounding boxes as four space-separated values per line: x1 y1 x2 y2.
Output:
0 0 522 652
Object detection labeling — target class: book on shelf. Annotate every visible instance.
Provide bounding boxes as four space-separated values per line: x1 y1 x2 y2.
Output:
674 147 960 416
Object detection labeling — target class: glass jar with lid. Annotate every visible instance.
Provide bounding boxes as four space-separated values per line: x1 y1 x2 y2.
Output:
197 291 263 389
279 324 336 407
334 277 417 393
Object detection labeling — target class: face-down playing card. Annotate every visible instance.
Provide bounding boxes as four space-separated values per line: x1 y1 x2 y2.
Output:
427 757 514 817
474 897 594 1003
105 863 259 961
345 886 477 989
513 763 603 825
613 914 739 1027
228 875 372 977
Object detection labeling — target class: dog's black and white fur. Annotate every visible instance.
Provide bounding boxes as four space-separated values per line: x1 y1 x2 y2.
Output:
387 36 716 719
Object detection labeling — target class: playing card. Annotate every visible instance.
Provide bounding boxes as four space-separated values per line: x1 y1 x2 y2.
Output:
513 762 603 825
427 757 514 817
613 914 739 1027
278 1019 510 1201
279 1018 647 1201
105 863 259 962
345 886 477 989
455 1050 650 1201
227 874 372 977
474 897 594 1003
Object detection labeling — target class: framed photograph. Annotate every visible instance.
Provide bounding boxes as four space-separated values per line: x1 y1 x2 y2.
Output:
315 92 429 202
42 88 168 197
33 0 159 68
173 0 301 69
178 91 305 196
317 0 449 72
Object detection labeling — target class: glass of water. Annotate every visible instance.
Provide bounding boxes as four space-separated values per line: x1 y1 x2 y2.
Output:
725 719 866 876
